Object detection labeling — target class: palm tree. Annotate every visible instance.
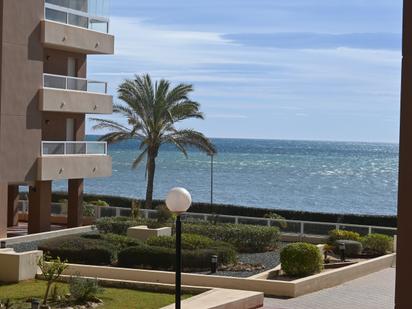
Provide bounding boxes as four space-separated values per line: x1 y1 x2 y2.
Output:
92 74 217 209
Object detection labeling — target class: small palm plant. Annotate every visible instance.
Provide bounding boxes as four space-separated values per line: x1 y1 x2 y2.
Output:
92 74 216 208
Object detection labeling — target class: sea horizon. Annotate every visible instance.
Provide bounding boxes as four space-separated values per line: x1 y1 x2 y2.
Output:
50 136 400 216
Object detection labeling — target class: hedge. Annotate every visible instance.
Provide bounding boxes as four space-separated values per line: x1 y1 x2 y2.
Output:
181 223 279 253
280 243 323 277
362 234 393 255
328 229 362 245
38 235 116 265
117 244 237 270
95 217 164 235
48 192 396 227
146 234 215 250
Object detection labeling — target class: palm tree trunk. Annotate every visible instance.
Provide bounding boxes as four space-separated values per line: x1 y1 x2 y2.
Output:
145 151 156 209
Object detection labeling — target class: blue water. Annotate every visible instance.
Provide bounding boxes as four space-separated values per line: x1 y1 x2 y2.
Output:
53 137 399 215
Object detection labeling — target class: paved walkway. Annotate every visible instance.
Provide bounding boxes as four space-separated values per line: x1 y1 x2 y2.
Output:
263 268 395 309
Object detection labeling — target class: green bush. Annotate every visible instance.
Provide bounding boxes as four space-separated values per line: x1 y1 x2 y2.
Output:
156 204 173 223
118 244 237 270
146 234 215 250
362 234 393 255
38 235 116 265
280 243 323 277
95 217 167 235
89 200 109 207
335 240 363 257
69 275 103 303
181 223 279 252
82 233 142 251
328 229 361 244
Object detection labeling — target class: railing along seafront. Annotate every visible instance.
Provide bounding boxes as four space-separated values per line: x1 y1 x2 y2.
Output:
17 201 397 237
45 1 110 33
43 73 108 94
41 141 108 156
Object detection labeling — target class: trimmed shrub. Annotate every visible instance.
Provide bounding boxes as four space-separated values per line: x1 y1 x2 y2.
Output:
146 234 215 250
95 217 167 235
38 235 116 265
89 200 109 207
335 240 363 257
118 244 237 270
362 234 393 255
155 204 173 223
81 233 142 250
280 243 323 277
181 223 279 253
328 229 361 244
69 275 103 302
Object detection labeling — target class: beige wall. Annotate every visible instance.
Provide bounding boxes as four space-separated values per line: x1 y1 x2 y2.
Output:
0 0 45 183
41 20 115 55
44 48 86 77
41 112 85 141
37 155 112 181
39 88 113 114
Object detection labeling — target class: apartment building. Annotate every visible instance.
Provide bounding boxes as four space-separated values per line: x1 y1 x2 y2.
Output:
0 0 114 238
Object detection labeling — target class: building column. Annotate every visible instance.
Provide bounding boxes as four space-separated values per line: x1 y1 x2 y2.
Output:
28 181 51 234
0 183 8 239
396 1 412 308
68 179 84 228
7 185 19 227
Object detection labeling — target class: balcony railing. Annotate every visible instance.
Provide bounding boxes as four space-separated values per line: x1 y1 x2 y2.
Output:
41 141 108 156
43 73 108 94
45 1 110 33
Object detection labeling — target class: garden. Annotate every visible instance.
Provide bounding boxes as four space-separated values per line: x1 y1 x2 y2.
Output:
37 211 282 277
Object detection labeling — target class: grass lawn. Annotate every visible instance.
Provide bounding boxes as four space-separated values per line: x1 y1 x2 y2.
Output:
0 280 191 309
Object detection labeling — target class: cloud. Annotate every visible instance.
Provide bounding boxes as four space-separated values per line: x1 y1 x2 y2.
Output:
223 32 401 50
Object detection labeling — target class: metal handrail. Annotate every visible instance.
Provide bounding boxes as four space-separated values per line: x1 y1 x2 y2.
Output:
45 2 110 33
43 73 108 94
41 141 108 156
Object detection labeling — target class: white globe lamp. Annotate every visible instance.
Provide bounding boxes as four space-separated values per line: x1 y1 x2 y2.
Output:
165 187 192 214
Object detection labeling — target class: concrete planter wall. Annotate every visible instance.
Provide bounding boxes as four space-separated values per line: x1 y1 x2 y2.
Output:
127 225 172 241
0 248 42 283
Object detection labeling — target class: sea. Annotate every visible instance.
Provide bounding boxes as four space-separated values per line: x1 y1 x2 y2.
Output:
53 137 399 216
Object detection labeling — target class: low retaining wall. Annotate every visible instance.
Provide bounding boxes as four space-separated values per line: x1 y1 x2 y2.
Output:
0 226 94 246
60 253 395 298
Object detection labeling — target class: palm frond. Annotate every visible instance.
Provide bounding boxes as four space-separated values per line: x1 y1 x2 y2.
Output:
132 148 148 169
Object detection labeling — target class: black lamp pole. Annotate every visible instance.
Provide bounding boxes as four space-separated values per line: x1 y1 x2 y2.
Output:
210 154 214 206
175 215 182 309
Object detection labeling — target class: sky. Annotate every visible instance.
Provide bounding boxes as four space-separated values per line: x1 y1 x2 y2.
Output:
87 0 403 143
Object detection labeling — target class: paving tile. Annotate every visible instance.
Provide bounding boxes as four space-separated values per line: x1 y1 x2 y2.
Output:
263 268 395 309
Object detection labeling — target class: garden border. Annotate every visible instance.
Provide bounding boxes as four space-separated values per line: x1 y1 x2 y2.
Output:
57 253 396 298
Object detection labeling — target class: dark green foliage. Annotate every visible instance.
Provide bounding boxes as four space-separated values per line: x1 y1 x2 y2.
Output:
89 200 109 207
328 229 361 244
95 217 166 235
117 244 237 270
335 240 363 257
38 235 116 265
82 233 142 251
146 233 215 250
181 223 279 252
362 234 393 255
69 275 103 303
50 192 397 228
155 204 173 223
280 243 323 277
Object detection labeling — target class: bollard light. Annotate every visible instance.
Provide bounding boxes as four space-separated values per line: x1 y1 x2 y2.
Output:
166 187 192 309
211 255 218 273
338 242 346 262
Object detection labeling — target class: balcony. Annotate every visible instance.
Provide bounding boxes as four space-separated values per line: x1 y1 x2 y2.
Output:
39 74 113 114
42 0 114 54
37 141 112 180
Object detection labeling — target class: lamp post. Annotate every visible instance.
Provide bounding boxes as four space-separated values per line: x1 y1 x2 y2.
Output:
210 154 214 207
165 187 192 309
